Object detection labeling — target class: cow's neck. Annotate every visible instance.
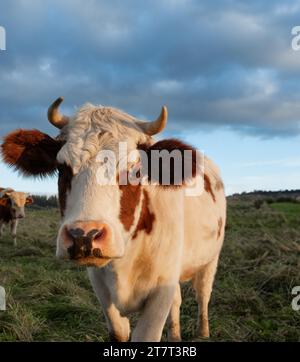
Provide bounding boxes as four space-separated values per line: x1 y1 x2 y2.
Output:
108 188 185 314
106 231 157 313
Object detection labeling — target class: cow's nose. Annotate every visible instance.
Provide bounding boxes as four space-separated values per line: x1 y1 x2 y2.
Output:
64 221 109 259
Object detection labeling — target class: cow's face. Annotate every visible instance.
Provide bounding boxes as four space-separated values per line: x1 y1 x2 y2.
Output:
55 121 150 267
0 189 33 219
1 98 198 267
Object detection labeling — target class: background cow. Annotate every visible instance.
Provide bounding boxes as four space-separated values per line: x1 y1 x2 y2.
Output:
1 97 226 341
0 188 33 246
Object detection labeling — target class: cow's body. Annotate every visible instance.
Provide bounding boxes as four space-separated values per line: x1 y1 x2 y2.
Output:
1 97 226 341
88 159 225 341
0 188 33 246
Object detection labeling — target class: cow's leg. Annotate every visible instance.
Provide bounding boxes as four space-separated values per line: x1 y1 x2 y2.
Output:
167 283 182 342
193 256 219 338
10 219 18 247
131 284 176 342
87 268 130 342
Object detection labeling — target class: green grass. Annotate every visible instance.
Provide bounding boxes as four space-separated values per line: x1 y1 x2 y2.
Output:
270 202 300 221
0 201 299 341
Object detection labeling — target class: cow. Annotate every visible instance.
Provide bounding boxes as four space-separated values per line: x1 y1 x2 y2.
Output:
1 97 226 342
0 187 33 246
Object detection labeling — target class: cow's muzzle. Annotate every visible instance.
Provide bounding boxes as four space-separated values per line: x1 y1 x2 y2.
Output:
61 221 119 267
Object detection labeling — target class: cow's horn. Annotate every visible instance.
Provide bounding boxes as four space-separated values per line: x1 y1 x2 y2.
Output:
141 106 168 136
48 97 69 129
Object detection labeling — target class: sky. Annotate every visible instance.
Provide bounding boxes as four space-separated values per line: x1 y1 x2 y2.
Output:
0 0 299 195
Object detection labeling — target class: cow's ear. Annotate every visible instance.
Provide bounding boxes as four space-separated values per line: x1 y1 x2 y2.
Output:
0 196 10 207
138 138 200 187
0 189 11 206
0 199 8 207
26 195 34 205
1 130 63 177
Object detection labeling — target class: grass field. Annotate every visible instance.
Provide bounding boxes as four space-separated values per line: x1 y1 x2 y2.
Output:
0 200 299 341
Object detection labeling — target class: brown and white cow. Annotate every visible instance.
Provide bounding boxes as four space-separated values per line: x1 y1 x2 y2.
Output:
1 97 226 341
0 187 33 246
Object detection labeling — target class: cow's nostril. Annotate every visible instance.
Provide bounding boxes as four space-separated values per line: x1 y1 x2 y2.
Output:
94 229 104 240
68 228 85 241
93 248 102 258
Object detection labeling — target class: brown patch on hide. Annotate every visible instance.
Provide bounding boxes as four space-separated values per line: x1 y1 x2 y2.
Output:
0 188 12 214
119 184 142 231
204 174 216 202
0 203 12 223
58 164 73 217
138 138 199 187
133 190 155 239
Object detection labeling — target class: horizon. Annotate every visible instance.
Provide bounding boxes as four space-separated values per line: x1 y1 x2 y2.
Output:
18 188 300 198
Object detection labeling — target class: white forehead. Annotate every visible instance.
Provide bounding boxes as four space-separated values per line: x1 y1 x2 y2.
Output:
57 103 149 174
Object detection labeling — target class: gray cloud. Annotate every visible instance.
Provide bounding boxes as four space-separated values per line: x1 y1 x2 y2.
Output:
0 0 300 138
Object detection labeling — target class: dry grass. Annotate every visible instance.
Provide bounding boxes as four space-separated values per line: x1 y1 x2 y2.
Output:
0 201 299 341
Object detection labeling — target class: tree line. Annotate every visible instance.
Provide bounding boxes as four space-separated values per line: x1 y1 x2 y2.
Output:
29 195 58 208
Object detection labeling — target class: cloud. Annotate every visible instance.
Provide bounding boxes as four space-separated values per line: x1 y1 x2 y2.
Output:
0 0 300 138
